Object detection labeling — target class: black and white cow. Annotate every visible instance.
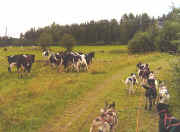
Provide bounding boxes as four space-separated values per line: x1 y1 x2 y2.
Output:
7 54 35 73
62 51 82 72
7 54 35 77
49 52 64 66
85 52 95 65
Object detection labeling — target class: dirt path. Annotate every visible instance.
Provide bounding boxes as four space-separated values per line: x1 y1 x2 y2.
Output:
38 58 168 132
38 68 124 132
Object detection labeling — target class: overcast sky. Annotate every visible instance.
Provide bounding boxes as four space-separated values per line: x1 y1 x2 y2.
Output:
0 0 179 38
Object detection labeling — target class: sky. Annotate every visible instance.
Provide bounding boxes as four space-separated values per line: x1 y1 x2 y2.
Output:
0 0 179 38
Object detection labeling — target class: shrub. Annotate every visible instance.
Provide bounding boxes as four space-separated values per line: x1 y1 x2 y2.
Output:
60 34 76 51
155 21 180 52
128 31 155 53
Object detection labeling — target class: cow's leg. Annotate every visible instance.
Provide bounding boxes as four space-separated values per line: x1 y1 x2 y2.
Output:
75 63 79 72
85 63 88 71
17 65 22 78
128 84 131 95
9 63 16 72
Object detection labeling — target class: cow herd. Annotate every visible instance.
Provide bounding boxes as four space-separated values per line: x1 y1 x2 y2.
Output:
6 49 95 78
48 50 95 72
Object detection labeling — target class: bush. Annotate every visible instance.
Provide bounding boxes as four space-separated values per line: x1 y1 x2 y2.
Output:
39 32 53 48
155 21 180 52
60 34 76 51
128 31 155 53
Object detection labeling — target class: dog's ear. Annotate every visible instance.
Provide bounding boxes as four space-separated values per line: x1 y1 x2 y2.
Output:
130 73 133 76
105 101 108 107
112 102 115 108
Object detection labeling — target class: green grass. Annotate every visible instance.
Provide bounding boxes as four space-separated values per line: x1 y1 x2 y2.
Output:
0 46 179 132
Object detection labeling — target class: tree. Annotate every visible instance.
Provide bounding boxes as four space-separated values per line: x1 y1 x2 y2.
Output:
39 32 53 48
155 21 180 52
128 31 155 53
60 33 76 51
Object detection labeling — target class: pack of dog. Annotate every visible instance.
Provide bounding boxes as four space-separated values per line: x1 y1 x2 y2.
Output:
125 73 138 95
89 102 118 132
157 103 180 132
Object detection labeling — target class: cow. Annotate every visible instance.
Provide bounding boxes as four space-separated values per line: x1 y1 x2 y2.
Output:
7 55 19 72
85 52 95 65
78 54 88 71
89 102 118 132
62 51 88 72
125 73 138 95
49 52 64 72
157 103 180 132
7 54 35 78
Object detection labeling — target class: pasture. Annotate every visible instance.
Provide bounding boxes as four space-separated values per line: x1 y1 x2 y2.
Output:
0 45 179 132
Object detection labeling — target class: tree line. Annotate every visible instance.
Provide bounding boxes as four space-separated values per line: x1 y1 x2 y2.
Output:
128 7 180 53
0 13 163 46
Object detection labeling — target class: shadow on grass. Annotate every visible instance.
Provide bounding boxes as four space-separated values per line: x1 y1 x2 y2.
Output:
109 49 127 54
91 71 106 75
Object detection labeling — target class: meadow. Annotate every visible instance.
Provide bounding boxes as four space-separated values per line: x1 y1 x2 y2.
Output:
0 45 179 132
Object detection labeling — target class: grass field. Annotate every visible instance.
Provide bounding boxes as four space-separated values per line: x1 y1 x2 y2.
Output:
0 45 179 132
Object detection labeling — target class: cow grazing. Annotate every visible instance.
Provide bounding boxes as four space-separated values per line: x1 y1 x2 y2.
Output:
89 102 118 132
48 51 92 72
157 103 180 132
125 73 138 95
78 54 88 71
62 51 81 72
62 51 88 72
85 52 95 65
7 54 35 78
49 52 64 72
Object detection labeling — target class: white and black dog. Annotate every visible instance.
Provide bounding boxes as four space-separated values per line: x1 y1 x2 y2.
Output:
42 49 50 57
157 83 170 104
125 73 138 95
